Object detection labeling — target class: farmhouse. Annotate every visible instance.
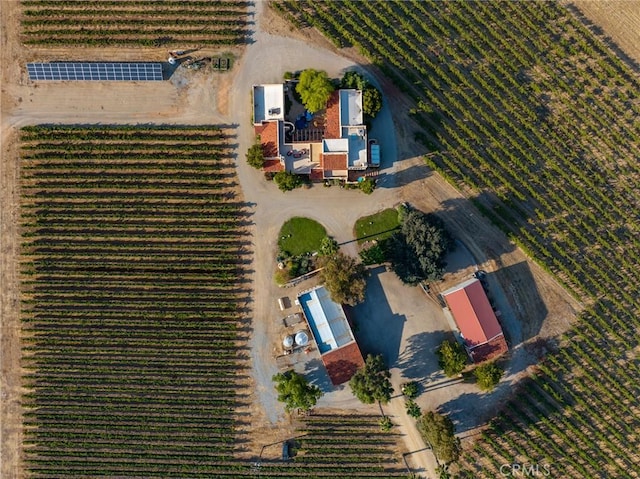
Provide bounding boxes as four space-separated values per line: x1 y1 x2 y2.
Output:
441 278 508 363
252 83 379 182
297 285 365 385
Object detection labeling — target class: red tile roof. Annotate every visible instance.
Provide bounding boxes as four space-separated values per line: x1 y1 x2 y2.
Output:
321 342 365 385
254 121 279 159
468 335 508 363
263 159 283 173
324 90 341 139
443 279 507 362
322 153 347 171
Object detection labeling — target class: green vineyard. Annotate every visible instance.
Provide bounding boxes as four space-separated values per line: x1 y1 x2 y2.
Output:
20 125 251 477
21 0 250 47
19 125 406 478
274 1 640 477
255 414 407 478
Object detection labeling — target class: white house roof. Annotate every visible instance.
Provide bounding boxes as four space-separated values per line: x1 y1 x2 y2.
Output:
340 89 363 126
298 285 355 354
253 84 284 124
323 138 348 152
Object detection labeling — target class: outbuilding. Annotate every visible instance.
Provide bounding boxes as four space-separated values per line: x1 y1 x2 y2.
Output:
441 278 508 363
297 285 364 385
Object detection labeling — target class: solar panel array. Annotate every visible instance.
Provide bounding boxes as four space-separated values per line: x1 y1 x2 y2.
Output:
27 62 164 82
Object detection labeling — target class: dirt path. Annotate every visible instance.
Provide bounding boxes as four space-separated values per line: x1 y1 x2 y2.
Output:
397 156 582 344
384 394 438 477
1 1 585 478
2 2 26 477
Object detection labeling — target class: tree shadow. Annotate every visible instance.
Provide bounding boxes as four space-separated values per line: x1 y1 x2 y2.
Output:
565 2 640 74
443 239 475 274
395 330 450 383
437 391 487 435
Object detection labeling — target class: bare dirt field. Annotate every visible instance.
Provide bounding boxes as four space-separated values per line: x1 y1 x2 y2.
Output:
567 0 640 68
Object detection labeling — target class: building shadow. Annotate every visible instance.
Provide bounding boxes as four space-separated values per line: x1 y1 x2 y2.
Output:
303 357 335 394
485 262 548 346
351 266 406 366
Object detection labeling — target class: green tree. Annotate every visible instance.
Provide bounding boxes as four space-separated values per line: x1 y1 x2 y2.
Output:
349 354 393 405
341 71 383 118
296 69 335 113
437 340 467 377
405 399 422 419
363 85 383 118
387 209 452 285
358 177 375 194
246 143 264 169
273 171 303 192
341 70 368 90
474 361 503 391
417 411 461 464
359 242 387 265
401 381 419 400
319 252 367 306
319 236 339 256
272 370 322 413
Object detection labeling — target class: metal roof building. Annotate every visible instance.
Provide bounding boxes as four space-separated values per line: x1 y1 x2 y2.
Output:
298 285 364 385
441 278 508 363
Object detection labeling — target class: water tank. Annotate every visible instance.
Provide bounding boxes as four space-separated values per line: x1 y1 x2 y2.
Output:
283 335 294 348
294 330 309 347
168 56 176 65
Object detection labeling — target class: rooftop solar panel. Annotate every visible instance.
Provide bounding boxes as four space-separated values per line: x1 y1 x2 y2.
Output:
26 62 164 82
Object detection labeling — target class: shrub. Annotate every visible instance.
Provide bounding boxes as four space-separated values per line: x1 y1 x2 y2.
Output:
359 242 387 265
358 178 375 194
246 143 265 169
274 268 291 286
379 416 393 432
363 85 383 118
341 70 368 90
437 340 467 377
274 171 303 192
401 381 419 399
474 361 503 391
319 236 339 256
405 399 422 419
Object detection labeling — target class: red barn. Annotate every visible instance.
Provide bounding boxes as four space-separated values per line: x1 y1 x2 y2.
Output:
441 278 508 363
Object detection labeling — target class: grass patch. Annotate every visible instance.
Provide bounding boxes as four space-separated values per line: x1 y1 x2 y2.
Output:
278 217 327 256
354 208 400 244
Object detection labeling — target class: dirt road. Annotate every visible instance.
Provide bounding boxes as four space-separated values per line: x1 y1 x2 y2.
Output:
1 1 584 478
